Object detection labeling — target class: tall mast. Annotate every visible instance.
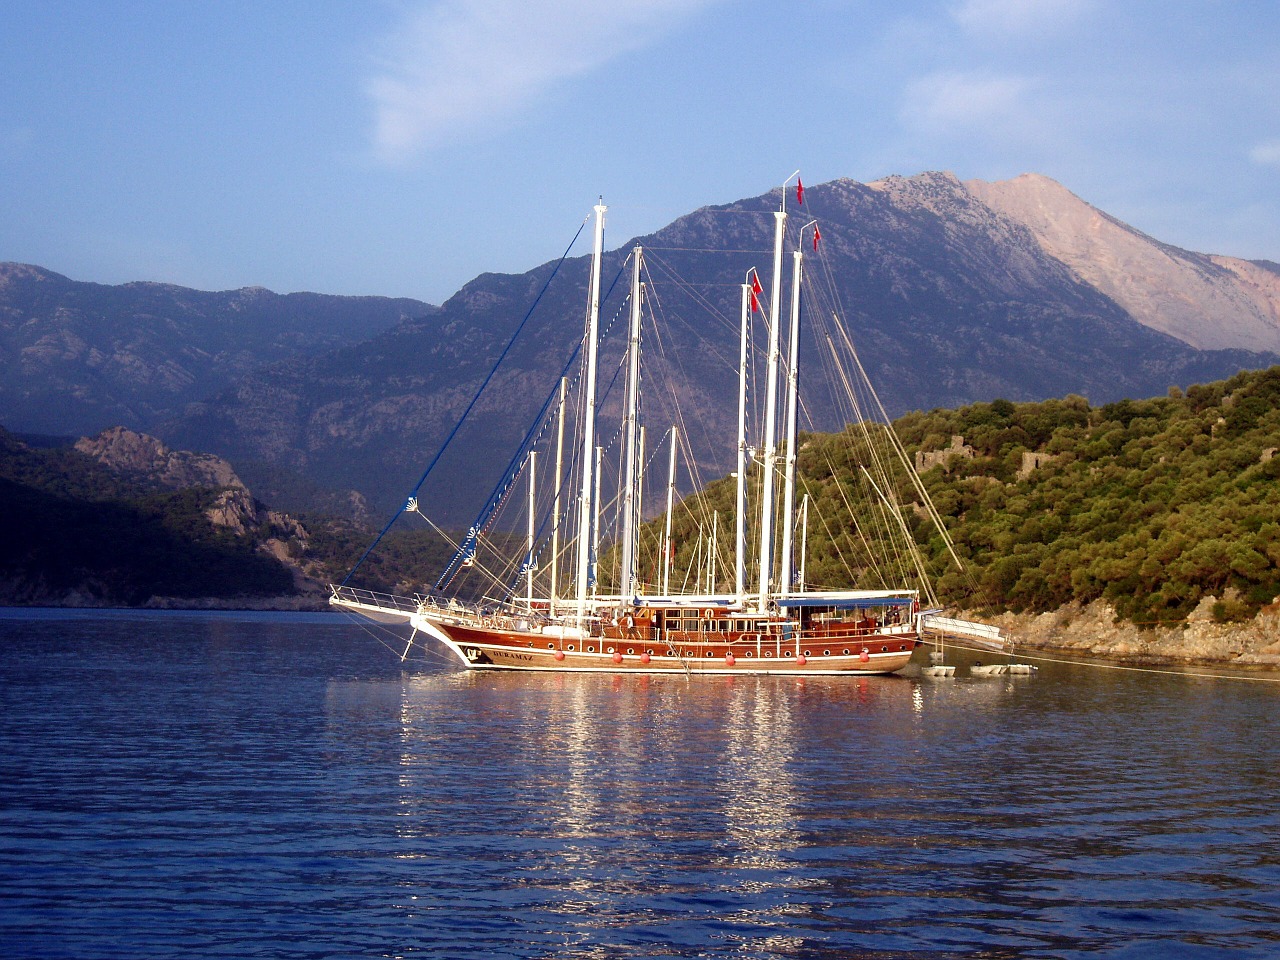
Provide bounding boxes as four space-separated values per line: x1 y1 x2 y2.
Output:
619 246 644 600
798 493 810 591
592 444 603 594
756 183 790 611
735 273 751 606
525 449 537 609
663 427 678 595
710 511 719 594
779 244 804 595
636 424 646 568
575 201 607 623
549 376 567 617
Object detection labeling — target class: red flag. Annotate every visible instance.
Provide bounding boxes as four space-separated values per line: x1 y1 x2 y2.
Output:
750 291 760 312
796 178 804 206
751 272 763 295
813 225 821 251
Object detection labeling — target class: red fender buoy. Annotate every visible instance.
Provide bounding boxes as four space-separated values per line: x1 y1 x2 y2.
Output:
554 650 565 661
640 652 651 664
796 655 807 666
612 651 623 664
860 648 870 662
725 653 735 666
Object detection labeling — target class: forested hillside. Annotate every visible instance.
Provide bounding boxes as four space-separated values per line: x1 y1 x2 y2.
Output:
0 426 460 606
0 428 297 604
901 367 1280 623
657 366 1280 627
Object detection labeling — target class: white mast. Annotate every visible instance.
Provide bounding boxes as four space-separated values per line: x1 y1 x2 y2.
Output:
549 376 567 617
662 427 678 595
779 244 805 595
619 246 644 600
798 493 810 591
636 424 646 567
592 444 603 595
755 181 791 611
575 201 607 623
709 511 719 594
526 449 537 609
735 273 752 606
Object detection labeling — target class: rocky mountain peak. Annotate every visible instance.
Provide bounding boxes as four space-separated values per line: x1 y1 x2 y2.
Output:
75 426 245 491
965 173 1280 352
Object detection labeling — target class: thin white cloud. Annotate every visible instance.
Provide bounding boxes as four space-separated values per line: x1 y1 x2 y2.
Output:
951 0 1094 34
1249 140 1280 168
900 71 1033 135
366 0 715 165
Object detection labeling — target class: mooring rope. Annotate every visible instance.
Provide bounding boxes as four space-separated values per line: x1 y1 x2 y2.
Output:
927 637 1280 684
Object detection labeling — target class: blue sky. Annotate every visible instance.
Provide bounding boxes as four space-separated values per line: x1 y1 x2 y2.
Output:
2 0 1277 305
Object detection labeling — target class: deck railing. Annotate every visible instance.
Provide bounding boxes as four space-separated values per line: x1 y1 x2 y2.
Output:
330 584 551 629
330 584 419 613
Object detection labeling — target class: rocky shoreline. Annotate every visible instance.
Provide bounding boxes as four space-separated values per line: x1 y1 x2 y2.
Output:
981 596 1280 670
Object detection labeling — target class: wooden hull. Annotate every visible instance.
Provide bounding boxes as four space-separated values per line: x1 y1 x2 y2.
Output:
413 613 919 675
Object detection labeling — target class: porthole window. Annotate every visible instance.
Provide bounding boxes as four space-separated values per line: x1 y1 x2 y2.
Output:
606 646 614 654
666 648 675 656
843 648 851 655
764 651 773 658
803 650 811 657
784 650 794 658
587 645 596 653
823 650 831 657
547 643 555 649
880 646 888 652
626 648 634 655
567 644 575 651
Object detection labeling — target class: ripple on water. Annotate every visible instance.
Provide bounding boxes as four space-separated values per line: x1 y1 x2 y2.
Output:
1 613 1279 958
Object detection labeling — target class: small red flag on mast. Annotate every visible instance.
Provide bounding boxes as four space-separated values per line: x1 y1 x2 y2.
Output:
813 225 821 251
751 272 763 295
796 178 804 206
750 291 760 312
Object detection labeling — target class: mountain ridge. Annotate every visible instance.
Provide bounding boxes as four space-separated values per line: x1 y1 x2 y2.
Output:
0 262 436 435
4 171 1277 524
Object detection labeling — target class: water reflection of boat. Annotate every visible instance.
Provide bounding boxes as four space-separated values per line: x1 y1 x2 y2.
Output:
333 179 996 676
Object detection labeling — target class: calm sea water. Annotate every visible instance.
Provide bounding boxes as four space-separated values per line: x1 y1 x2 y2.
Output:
1 609 1278 959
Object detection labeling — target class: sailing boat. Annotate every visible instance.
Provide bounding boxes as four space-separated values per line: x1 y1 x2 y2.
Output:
332 179 988 674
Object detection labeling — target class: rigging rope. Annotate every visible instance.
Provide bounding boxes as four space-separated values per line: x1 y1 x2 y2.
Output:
341 216 590 587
